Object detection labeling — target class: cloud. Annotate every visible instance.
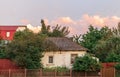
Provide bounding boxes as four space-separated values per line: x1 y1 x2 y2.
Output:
20 19 30 24
25 14 120 36
46 14 120 36
27 24 41 33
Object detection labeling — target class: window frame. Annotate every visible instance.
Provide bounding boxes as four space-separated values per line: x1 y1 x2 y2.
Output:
48 56 54 63
6 32 10 37
71 54 78 64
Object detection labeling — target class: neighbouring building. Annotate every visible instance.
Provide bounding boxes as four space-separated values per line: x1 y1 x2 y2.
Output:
42 37 87 68
0 25 26 44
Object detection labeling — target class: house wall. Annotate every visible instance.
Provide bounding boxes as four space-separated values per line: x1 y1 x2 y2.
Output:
0 26 26 40
0 30 16 40
42 51 86 68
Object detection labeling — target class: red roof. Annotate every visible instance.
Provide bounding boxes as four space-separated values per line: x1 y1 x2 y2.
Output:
0 25 26 30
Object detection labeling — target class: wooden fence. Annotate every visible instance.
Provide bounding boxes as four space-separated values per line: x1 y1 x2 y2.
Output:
0 69 100 77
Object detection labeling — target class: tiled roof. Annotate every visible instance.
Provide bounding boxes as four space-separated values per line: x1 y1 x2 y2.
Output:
44 37 87 51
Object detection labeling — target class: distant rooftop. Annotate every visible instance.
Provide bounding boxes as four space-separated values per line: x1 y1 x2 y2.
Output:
0 25 26 30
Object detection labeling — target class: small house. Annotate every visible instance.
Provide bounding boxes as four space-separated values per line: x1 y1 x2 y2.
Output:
42 37 87 68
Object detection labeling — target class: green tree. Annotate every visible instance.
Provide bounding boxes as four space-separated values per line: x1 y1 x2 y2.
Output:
40 19 50 35
94 23 120 62
72 54 101 71
39 19 70 37
94 36 120 62
6 29 45 69
105 52 120 62
49 24 70 37
80 25 111 54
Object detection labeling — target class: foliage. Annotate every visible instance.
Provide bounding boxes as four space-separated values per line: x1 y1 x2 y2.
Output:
73 34 81 44
39 19 70 37
40 19 50 35
80 25 111 54
6 29 45 69
94 23 120 62
105 52 120 62
94 36 120 62
43 66 69 72
0 37 7 58
72 54 101 71
112 22 120 36
115 63 120 70
0 46 7 58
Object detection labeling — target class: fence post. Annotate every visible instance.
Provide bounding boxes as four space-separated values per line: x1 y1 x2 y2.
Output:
70 69 72 77
9 69 11 77
40 69 42 77
25 69 27 77
85 72 87 77
114 67 115 77
100 69 102 77
55 69 57 77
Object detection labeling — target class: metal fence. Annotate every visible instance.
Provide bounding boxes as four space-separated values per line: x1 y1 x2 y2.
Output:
0 69 101 77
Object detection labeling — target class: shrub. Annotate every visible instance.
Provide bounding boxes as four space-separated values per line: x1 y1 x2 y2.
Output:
72 54 101 71
115 63 120 70
43 66 69 72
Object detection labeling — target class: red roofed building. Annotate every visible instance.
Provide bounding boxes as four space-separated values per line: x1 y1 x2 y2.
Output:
0 25 26 41
0 59 19 69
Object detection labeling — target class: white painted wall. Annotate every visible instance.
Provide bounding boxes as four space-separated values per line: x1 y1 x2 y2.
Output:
42 51 86 68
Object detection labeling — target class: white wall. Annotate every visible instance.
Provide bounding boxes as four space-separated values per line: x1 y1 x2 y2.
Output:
41 51 86 68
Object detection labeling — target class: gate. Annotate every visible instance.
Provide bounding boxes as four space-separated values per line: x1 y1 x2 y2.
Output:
101 63 116 77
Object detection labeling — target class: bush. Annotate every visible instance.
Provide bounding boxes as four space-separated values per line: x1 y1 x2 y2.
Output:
43 66 69 72
105 52 120 62
115 63 120 70
72 54 101 71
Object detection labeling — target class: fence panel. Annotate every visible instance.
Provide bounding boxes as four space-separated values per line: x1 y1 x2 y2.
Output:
0 69 101 77
0 70 9 77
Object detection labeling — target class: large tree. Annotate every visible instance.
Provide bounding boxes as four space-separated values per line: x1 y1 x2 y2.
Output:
94 36 120 62
79 25 111 54
6 29 45 69
40 19 70 37
94 23 120 62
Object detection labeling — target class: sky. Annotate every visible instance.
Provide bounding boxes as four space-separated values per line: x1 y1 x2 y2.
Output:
0 0 120 35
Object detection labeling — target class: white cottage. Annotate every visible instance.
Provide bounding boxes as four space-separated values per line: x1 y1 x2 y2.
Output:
42 37 87 68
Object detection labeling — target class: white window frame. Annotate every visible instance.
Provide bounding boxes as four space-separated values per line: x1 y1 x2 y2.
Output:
6 32 10 37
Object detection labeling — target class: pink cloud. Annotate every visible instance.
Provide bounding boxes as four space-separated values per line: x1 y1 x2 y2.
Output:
20 19 30 24
46 14 120 36
27 24 41 33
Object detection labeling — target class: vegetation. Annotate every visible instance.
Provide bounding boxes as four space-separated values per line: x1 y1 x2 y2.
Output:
77 25 111 54
72 54 101 71
43 66 69 72
39 19 70 37
115 63 120 70
105 52 120 62
5 29 45 69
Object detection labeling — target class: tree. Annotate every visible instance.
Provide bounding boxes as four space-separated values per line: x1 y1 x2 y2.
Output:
105 52 120 62
72 54 101 71
72 34 81 44
39 19 70 37
94 23 120 62
40 19 50 35
49 24 70 37
6 29 45 69
80 25 111 54
94 36 120 62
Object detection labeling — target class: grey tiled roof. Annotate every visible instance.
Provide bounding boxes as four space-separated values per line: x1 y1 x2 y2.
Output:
45 37 87 51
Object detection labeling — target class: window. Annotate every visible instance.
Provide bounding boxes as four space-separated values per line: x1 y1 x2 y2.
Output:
48 56 53 63
6 32 10 37
71 54 78 64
